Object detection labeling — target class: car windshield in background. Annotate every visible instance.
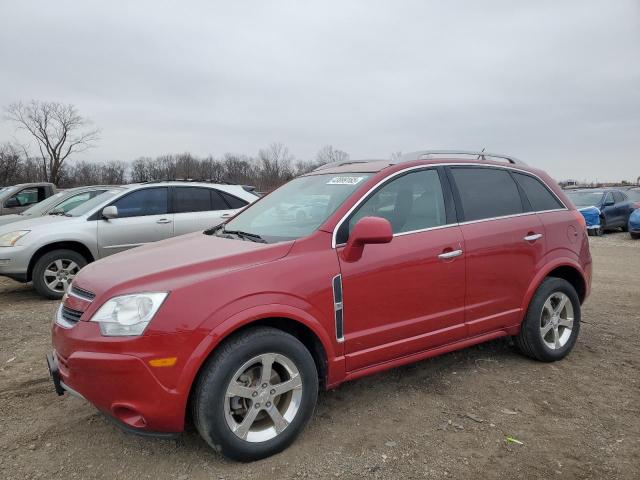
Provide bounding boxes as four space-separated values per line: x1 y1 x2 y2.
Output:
19 191 67 216
567 191 604 208
222 173 372 242
626 189 640 202
66 189 122 217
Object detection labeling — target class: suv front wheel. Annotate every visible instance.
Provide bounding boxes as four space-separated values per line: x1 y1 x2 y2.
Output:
32 249 87 299
192 327 318 461
515 277 581 362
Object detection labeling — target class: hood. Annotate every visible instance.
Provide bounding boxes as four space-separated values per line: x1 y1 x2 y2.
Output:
0 214 74 235
74 232 295 296
0 214 25 227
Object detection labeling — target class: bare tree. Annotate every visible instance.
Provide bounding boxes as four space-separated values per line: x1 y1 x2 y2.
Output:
316 145 349 165
4 101 99 185
0 143 22 185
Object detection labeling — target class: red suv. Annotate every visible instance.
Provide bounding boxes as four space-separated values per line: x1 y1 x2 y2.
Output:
48 151 592 461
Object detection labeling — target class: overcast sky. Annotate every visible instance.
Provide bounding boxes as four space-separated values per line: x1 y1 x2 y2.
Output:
0 1 639 181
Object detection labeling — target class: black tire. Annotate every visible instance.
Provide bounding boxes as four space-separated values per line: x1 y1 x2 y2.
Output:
515 277 581 362
32 249 88 299
631 232 640 240
192 327 318 461
621 222 628 232
599 216 607 234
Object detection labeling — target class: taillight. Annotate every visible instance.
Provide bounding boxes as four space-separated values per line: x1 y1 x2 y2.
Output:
572 210 587 230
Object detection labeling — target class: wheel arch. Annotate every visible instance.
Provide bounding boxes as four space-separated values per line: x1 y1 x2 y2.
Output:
27 241 95 281
522 259 588 317
181 307 340 430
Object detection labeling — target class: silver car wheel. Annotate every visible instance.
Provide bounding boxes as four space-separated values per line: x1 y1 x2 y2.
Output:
43 259 79 293
224 353 303 443
540 292 574 350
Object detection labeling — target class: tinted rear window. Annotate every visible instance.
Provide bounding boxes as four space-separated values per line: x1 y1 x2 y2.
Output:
174 187 211 213
451 167 523 222
512 173 564 212
219 191 248 209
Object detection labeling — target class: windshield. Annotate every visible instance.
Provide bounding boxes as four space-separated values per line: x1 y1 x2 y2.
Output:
67 189 123 217
626 189 640 202
567 191 605 208
20 191 67 216
223 173 372 242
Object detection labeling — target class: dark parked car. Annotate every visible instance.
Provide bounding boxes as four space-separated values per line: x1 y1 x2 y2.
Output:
566 189 635 235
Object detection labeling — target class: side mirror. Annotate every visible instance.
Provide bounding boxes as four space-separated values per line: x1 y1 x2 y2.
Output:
341 216 393 262
102 205 118 219
5 197 20 208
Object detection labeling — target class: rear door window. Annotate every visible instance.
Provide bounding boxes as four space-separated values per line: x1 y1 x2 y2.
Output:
210 190 230 210
450 167 524 222
112 188 168 218
219 191 248 209
512 172 564 212
173 187 212 213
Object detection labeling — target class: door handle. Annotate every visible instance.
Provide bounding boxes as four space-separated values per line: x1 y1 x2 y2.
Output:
523 233 543 242
438 249 463 260
156 218 172 224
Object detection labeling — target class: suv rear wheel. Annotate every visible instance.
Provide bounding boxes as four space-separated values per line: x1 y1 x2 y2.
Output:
32 249 87 299
515 277 581 362
192 327 318 461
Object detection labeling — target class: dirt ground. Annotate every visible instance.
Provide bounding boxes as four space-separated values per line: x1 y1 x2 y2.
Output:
1 232 638 479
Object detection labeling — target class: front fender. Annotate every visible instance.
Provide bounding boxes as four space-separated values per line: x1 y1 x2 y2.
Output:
174 297 345 420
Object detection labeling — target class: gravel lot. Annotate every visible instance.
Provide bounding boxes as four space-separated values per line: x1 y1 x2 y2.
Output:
1 232 639 479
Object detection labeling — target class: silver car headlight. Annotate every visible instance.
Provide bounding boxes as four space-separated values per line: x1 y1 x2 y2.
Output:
0 230 30 247
90 292 168 336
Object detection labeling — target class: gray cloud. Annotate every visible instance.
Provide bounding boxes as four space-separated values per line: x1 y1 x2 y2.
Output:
1 0 639 181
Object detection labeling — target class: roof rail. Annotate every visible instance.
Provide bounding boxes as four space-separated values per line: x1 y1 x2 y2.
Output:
396 150 526 166
312 160 378 172
140 178 233 185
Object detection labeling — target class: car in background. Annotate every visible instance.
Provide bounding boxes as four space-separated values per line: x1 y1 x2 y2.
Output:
624 187 640 208
0 182 57 215
0 181 257 298
0 186 111 227
566 188 634 235
48 151 591 461
628 209 640 239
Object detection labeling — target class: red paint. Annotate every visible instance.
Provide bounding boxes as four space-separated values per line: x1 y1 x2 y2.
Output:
52 158 592 433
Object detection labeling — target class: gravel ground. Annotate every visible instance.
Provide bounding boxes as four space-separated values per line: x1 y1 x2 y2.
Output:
1 232 639 479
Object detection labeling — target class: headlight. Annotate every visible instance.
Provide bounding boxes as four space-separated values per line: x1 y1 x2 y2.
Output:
90 292 168 336
0 230 30 247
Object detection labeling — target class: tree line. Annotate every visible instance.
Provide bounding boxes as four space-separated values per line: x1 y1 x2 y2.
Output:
0 141 349 192
1 100 352 191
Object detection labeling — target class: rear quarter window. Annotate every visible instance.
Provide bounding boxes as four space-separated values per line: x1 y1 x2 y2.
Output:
450 167 524 222
512 172 564 212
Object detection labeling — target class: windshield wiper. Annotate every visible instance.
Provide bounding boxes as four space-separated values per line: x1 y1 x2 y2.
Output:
222 229 267 243
203 224 266 243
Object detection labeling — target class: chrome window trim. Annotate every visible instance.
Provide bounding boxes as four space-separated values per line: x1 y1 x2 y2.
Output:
331 162 568 248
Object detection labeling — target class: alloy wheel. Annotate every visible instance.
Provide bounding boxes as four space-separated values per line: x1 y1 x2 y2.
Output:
224 353 303 443
43 259 79 294
540 292 574 350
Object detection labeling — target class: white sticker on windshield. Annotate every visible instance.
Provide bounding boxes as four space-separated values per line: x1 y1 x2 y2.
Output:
327 176 366 186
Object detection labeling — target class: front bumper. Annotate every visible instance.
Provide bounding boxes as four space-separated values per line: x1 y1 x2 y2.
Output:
0 244 31 280
50 320 204 434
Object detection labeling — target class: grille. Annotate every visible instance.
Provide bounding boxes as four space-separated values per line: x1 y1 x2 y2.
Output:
70 285 96 301
60 306 83 325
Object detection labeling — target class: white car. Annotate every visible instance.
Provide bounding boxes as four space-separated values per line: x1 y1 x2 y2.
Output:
0 181 257 298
